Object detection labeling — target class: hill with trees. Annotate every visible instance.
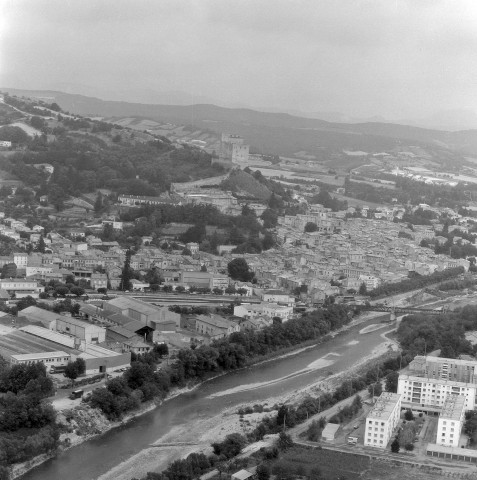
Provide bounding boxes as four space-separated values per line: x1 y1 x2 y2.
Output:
0 92 229 217
3 88 477 160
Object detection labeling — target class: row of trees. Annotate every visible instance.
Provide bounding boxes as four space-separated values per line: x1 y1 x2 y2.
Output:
88 305 353 422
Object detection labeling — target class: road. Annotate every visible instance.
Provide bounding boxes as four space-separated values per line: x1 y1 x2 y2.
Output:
289 387 372 440
49 371 124 410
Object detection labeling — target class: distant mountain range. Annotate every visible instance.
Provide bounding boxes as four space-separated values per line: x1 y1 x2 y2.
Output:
3 87 477 158
18 83 477 131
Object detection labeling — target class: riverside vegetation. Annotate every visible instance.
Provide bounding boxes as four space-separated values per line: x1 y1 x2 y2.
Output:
0 304 352 478
132 304 477 480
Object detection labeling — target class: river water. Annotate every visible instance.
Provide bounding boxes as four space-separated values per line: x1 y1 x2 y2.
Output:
22 315 393 480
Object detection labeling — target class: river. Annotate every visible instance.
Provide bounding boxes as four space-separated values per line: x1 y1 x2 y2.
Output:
22 314 393 480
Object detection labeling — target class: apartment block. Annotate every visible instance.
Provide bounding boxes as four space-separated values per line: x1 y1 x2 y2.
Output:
397 374 476 412
436 396 465 447
364 392 401 449
408 356 477 384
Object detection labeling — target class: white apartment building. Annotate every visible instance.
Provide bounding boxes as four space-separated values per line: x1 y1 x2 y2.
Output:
262 303 293 321
358 274 380 290
397 374 476 412
13 253 28 268
364 392 402 449
262 289 295 306
436 396 465 447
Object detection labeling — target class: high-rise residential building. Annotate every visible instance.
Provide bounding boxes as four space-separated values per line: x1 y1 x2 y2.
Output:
364 392 401 449
397 356 477 413
436 395 465 447
408 356 477 384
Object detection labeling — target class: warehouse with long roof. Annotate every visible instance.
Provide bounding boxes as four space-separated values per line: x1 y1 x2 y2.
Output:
0 324 130 374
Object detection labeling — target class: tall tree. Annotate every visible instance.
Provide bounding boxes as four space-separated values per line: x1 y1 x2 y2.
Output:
359 282 367 295
64 362 79 385
391 437 400 453
120 249 133 291
94 192 103 213
37 235 46 253
227 258 255 282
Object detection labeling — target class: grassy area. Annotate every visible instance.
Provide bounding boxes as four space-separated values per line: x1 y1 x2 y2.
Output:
363 460 447 480
268 445 462 480
271 446 369 480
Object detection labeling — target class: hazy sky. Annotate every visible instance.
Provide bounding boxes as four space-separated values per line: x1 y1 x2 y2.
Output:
1 0 477 120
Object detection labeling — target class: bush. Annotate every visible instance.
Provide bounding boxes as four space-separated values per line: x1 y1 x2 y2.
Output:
212 433 247 459
404 409 414 421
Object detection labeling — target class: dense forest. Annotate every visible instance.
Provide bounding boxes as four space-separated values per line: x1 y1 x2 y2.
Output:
0 138 222 207
397 305 477 360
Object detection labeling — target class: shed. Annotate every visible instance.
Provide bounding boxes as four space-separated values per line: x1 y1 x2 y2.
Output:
231 467 256 480
322 423 340 442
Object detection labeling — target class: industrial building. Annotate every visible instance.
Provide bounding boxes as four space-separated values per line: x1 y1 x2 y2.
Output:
103 296 180 330
10 351 71 367
0 325 130 374
18 305 60 329
364 392 402 449
56 315 106 344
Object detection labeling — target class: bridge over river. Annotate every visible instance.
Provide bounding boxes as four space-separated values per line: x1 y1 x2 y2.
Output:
358 305 446 316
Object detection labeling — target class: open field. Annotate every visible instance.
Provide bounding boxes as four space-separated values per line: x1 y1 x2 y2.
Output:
272 446 368 480
272 445 477 480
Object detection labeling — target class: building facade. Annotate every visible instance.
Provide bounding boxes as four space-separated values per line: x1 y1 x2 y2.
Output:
364 392 402 449
56 316 106 344
397 374 477 412
436 396 465 447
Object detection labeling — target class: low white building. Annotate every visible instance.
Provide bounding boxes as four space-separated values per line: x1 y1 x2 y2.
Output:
364 392 402 449
0 278 44 298
262 303 293 321
10 351 71 367
262 289 295 306
322 423 340 442
437 395 465 447
130 279 150 292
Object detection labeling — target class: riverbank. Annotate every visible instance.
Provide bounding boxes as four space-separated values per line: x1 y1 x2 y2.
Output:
11 311 394 480
9 384 198 480
93 329 400 480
